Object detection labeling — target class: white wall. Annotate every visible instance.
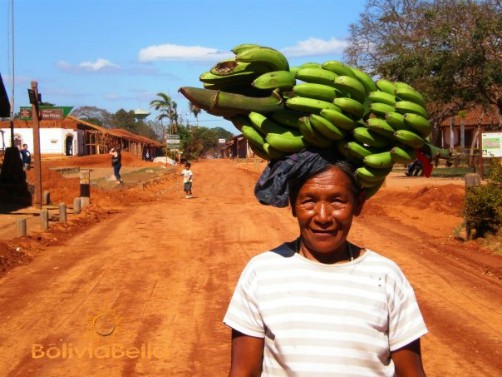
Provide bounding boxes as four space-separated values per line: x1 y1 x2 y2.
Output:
0 128 83 155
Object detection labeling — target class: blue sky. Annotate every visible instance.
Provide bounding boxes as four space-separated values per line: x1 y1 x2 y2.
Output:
1 0 368 134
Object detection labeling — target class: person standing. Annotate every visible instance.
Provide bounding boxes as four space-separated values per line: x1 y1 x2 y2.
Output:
224 148 428 376
180 162 193 198
109 147 123 184
19 144 31 171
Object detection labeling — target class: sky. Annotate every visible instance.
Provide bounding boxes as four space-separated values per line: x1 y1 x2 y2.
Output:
1 0 368 134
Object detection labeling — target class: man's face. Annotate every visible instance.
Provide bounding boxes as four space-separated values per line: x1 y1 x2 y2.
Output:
293 166 364 257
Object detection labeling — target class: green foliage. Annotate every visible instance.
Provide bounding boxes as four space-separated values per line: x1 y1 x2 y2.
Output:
345 0 502 131
464 159 502 238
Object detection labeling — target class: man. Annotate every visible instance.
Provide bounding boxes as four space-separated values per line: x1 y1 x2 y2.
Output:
19 144 31 171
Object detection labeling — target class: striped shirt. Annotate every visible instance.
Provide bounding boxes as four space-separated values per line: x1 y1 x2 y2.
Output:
223 243 427 376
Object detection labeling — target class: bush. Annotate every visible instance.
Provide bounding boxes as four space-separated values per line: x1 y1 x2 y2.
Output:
463 159 502 239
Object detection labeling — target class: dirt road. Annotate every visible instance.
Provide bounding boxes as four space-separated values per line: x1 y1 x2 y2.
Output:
0 158 501 376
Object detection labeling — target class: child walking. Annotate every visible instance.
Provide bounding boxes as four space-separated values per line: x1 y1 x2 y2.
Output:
181 162 193 198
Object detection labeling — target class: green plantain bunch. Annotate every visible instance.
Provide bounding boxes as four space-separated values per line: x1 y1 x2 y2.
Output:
179 43 446 198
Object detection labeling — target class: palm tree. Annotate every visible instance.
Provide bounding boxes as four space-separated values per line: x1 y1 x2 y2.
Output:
150 92 178 134
189 102 201 129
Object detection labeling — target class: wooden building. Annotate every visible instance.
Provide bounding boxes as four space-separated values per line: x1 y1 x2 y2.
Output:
439 105 500 152
0 116 163 159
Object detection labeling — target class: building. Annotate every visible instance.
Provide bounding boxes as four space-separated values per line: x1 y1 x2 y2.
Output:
0 115 163 159
439 105 500 152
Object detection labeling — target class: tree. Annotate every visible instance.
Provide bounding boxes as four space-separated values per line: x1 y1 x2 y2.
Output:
110 109 137 132
71 106 112 127
344 0 502 131
150 93 179 135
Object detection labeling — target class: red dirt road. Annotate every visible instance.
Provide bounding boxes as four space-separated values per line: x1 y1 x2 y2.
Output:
0 158 501 376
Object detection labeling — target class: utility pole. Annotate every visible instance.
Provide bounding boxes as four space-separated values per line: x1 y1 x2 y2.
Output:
28 81 42 209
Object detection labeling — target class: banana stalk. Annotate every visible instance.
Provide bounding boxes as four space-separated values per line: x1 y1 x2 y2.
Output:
178 87 284 116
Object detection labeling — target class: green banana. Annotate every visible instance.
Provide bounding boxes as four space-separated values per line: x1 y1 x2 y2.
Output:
292 82 339 102
394 83 426 108
231 43 262 55
298 116 334 148
390 145 417 164
421 140 451 160
309 114 346 141
300 62 323 69
346 141 379 160
393 129 426 149
249 111 295 135
355 166 389 187
210 59 267 76
252 70 296 90
321 60 356 78
319 108 358 131
369 102 395 118
353 127 392 149
236 46 289 71
394 100 428 118
333 97 365 120
375 79 396 95
286 96 339 114
241 124 267 146
269 109 305 129
266 132 306 153
368 91 396 106
333 75 367 103
248 142 270 160
365 117 395 138
363 179 385 199
363 151 394 169
403 113 432 137
263 142 286 160
296 67 338 86
384 111 413 131
199 70 258 85
349 67 378 93
178 87 284 116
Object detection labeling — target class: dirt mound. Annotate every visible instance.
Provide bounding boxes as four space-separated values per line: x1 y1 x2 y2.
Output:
404 184 465 216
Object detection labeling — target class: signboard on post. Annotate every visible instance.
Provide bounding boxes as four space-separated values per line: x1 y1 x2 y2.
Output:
481 132 502 158
166 134 180 149
19 106 73 120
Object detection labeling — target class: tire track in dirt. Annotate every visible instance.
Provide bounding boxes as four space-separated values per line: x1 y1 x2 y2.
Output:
350 211 502 375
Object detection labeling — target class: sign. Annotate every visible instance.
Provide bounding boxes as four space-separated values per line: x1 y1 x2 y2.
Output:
166 134 180 146
481 132 502 158
19 106 73 120
218 138 226 144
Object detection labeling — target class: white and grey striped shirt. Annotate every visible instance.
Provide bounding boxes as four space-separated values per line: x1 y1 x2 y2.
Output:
224 243 428 376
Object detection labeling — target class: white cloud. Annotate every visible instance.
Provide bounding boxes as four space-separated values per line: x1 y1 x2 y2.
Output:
138 43 231 62
281 38 348 58
56 59 120 73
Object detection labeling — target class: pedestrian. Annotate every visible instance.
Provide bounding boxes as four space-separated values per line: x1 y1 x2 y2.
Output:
109 147 123 184
19 144 31 171
180 162 193 198
224 148 428 376
405 158 423 176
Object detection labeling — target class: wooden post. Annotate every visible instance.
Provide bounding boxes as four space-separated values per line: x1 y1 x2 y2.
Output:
30 81 43 209
73 197 81 215
40 209 49 231
17 218 27 237
59 203 67 223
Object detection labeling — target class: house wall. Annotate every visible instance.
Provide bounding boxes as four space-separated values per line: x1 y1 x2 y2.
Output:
0 128 83 155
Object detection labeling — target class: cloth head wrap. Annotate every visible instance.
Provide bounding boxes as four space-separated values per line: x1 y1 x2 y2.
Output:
254 148 347 208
